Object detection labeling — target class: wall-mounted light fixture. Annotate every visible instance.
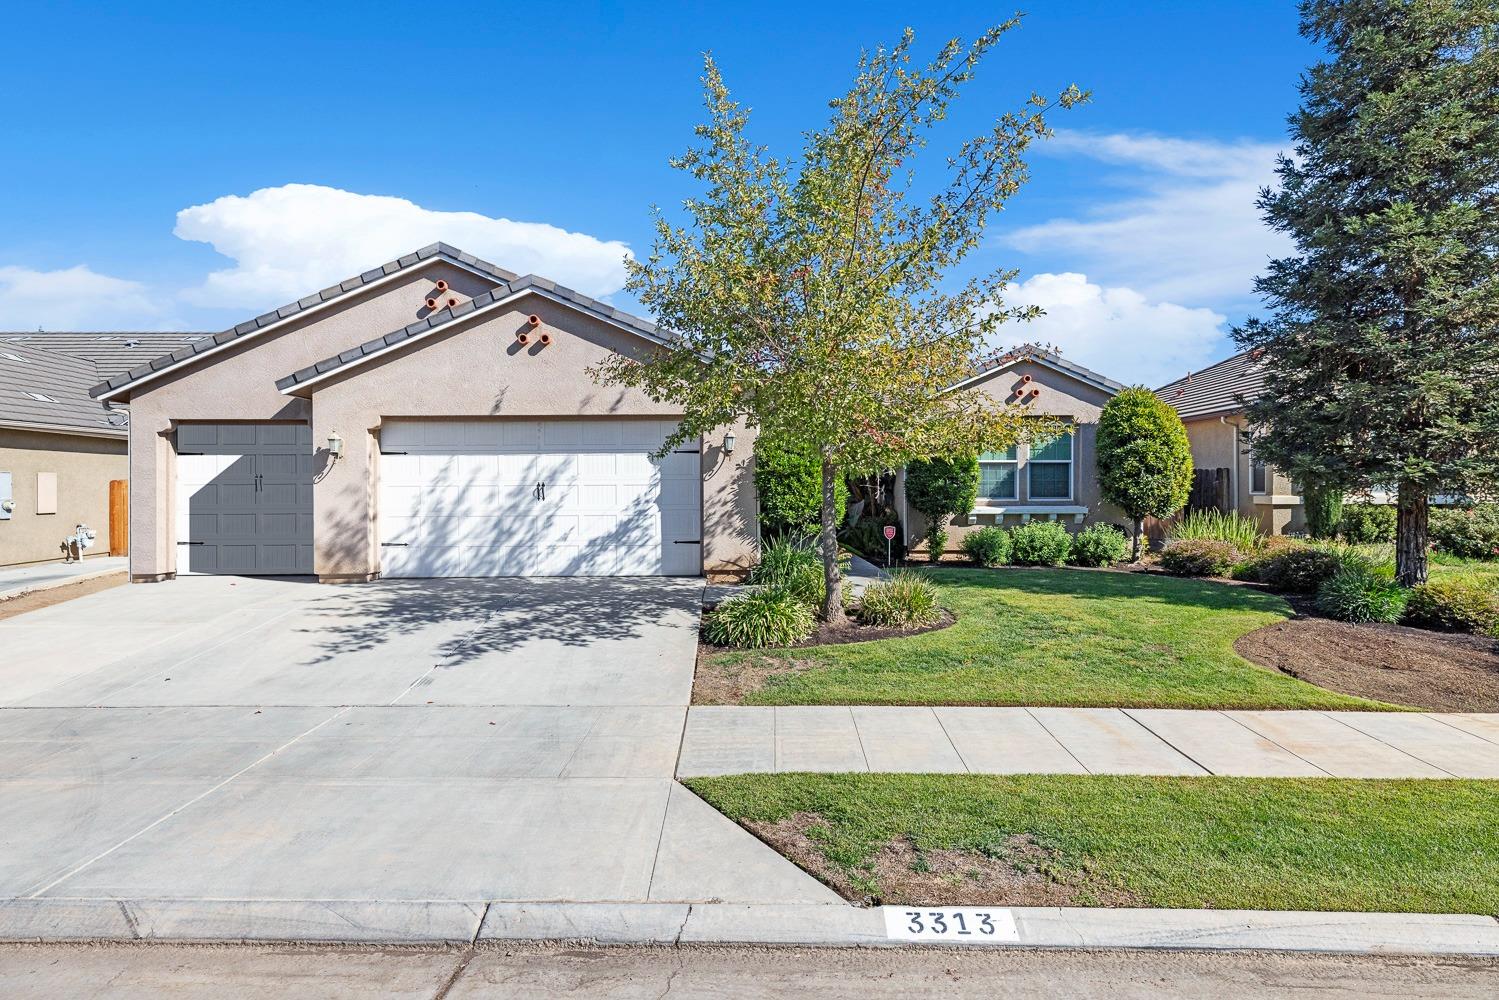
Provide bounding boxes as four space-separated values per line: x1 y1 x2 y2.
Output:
724 431 736 455
327 432 344 458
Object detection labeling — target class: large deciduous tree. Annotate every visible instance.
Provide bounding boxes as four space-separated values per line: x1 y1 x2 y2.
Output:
1236 0 1499 586
593 23 1086 622
1096 388 1193 561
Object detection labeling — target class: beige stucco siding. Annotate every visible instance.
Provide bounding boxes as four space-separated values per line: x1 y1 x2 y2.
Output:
902 359 1126 556
1179 413 1303 536
303 295 758 579
0 428 125 567
117 259 758 581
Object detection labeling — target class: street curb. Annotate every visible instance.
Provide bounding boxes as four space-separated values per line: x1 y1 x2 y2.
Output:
0 566 125 604
2 900 1496 955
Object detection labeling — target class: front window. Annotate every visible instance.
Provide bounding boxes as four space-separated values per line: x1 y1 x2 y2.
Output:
978 445 1019 501
1028 429 1073 500
1250 455 1268 494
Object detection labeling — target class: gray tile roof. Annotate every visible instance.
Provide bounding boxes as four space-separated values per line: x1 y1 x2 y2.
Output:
1156 350 1266 419
0 340 124 437
0 332 214 380
960 345 1127 394
274 273 666 392
90 243 520 399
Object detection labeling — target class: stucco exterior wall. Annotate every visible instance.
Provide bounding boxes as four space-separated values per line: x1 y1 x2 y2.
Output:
304 295 758 579
1178 413 1304 536
0 428 125 567
115 260 759 581
122 260 494 581
902 360 1126 557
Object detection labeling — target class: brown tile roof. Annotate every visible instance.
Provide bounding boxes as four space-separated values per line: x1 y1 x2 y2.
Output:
1155 349 1266 419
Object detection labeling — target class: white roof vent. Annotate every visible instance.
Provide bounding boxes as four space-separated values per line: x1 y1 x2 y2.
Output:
23 391 56 402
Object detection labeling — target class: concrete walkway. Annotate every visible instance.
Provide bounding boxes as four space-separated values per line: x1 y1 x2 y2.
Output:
0 556 125 602
677 706 1499 779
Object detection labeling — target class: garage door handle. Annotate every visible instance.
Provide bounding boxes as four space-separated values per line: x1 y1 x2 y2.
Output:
177 541 206 546
380 542 408 547
673 540 702 544
534 481 546 501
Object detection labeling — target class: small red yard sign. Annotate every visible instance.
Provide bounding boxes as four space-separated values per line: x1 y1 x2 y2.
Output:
882 525 896 541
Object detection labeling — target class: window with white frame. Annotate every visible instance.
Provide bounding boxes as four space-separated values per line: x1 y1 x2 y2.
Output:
1027 428 1073 500
978 445 1019 501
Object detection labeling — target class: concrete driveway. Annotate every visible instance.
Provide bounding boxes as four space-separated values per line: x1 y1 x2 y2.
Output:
0 577 835 911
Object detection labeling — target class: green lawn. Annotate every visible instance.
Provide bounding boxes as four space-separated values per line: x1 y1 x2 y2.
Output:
689 773 1499 913
702 568 1387 709
1431 553 1499 587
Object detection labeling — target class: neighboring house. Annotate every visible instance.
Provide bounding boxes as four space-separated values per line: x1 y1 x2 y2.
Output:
88 244 758 584
896 347 1130 556
0 331 214 568
1156 350 1305 536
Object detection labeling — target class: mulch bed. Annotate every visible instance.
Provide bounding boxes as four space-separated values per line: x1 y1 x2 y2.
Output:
743 812 1138 908
1237 605 1499 712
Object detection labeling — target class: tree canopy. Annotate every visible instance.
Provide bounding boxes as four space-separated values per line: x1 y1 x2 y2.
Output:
593 22 1086 620
1235 0 1499 585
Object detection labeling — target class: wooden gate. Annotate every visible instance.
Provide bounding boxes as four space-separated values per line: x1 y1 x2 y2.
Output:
1188 468 1230 513
108 479 128 556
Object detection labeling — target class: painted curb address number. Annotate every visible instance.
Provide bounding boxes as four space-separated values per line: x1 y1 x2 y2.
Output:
883 906 1020 943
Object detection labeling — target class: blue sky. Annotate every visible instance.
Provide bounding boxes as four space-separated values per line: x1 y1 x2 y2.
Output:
0 1 1316 386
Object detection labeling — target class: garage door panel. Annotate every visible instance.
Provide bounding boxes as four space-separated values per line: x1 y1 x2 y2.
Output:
378 418 701 578
176 422 314 576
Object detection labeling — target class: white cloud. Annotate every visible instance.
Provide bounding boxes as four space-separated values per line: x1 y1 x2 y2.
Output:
174 184 633 309
0 265 166 330
998 272 1228 388
1007 131 1291 305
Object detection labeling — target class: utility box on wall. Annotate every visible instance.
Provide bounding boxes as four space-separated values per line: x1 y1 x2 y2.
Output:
36 472 58 515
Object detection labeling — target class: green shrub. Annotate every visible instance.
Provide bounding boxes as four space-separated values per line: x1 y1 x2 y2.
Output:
1430 505 1499 560
1303 483 1344 540
1253 545 1345 593
1008 521 1072 566
703 586 817 648
1068 523 1128 567
857 572 943 629
1339 503 1396 544
1169 509 1263 551
1404 578 1499 636
748 538 825 607
1316 565 1409 624
1095 387 1193 559
753 434 846 538
839 515 902 563
906 455 979 560
1159 538 1240 577
960 526 1012 567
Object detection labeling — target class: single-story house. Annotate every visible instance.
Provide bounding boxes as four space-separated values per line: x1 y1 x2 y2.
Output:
1155 350 1305 536
897 347 1130 556
0 332 212 567
89 244 759 584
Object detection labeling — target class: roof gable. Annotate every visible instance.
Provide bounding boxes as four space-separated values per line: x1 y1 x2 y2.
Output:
90 244 517 401
947 346 1126 396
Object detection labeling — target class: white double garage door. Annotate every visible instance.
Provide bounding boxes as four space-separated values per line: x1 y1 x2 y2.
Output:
378 418 702 577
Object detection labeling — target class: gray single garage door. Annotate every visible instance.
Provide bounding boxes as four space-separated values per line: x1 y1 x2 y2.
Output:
175 422 314 575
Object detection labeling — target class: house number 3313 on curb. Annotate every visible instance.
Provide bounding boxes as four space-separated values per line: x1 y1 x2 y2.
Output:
882 907 1020 943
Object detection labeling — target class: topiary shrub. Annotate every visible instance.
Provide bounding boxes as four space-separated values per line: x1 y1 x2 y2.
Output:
753 434 847 538
1315 565 1408 624
856 572 943 629
1158 538 1240 577
1253 546 1345 593
748 537 825 606
703 586 817 648
1338 503 1397 544
905 455 979 562
1404 578 1499 636
1008 521 1072 566
1095 388 1194 560
1068 523 1128 567
960 526 1012 567
1429 504 1499 560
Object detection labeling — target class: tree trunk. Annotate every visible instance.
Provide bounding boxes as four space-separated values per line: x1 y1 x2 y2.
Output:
1395 479 1429 587
819 457 846 625
1130 517 1143 562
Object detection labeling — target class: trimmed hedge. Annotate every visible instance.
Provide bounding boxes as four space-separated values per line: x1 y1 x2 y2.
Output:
1068 523 1128 567
1404 578 1499 636
1009 521 1072 566
753 435 846 537
1250 545 1345 593
1339 503 1396 544
960 526 1012 567
1159 538 1240 577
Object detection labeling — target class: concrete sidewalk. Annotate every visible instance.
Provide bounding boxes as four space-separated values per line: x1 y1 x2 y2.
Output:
0 557 125 603
677 706 1499 778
